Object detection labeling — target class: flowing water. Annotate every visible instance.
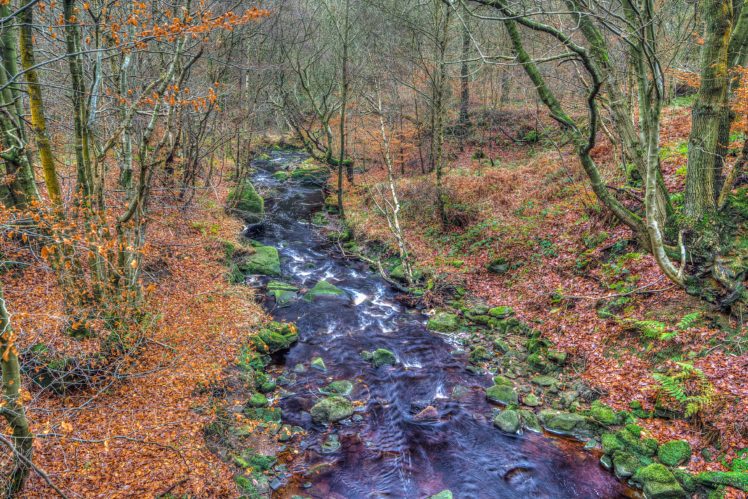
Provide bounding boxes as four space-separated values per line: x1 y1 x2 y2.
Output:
245 150 632 498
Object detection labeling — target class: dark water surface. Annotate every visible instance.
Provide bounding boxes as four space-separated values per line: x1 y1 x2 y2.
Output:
246 150 632 499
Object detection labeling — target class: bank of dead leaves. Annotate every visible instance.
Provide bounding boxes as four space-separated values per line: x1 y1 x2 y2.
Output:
4 185 265 497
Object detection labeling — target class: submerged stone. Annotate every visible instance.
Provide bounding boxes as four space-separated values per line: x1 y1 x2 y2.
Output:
311 357 327 372
322 380 354 397
310 396 354 423
429 491 453 499
371 348 396 367
267 280 298 306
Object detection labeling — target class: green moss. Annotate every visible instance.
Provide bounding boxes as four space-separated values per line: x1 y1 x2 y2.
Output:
633 463 685 498
493 409 521 433
427 312 460 332
485 384 518 405
249 393 268 407
469 346 491 364
252 321 298 354
322 380 354 397
311 357 327 371
612 450 642 479
658 440 691 467
588 400 619 425
304 280 345 300
237 244 280 276
696 471 748 491
538 410 594 438
429 491 453 499
602 432 624 454
310 396 354 423
227 181 264 223
370 348 396 367
488 306 514 318
625 423 643 437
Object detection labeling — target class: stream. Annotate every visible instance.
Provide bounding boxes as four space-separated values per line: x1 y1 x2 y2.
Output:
245 150 632 498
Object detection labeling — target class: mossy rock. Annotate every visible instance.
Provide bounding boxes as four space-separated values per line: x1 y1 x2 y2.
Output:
321 380 354 397
695 471 748 492
602 427 658 459
492 375 513 387
304 280 345 300
290 165 329 185
244 406 282 423
523 393 541 407
469 346 491 364
632 463 686 498
249 392 268 407
273 171 290 181
518 409 542 432
657 440 691 467
672 470 697 493
252 322 298 354
429 491 453 499
487 257 510 275
486 384 518 405
267 280 298 306
369 348 396 367
488 306 514 318
538 410 595 438
310 396 354 423
311 357 327 371
547 349 567 364
588 400 620 426
427 312 460 332
237 244 280 276
530 375 557 387
227 181 264 223
493 409 521 433
612 450 642 479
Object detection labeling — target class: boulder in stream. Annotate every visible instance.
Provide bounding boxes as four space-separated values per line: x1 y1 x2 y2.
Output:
321 380 354 397
538 410 596 438
493 409 521 433
429 491 453 499
267 280 298 306
252 321 298 354
310 396 354 423
304 280 346 300
237 243 281 276
486 384 519 405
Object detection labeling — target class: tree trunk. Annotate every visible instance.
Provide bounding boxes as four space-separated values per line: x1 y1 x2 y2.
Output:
0 285 32 497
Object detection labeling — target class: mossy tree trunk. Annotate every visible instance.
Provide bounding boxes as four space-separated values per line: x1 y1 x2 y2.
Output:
0 285 32 497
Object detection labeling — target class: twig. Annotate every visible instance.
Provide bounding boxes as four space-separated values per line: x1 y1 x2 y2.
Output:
0 434 68 498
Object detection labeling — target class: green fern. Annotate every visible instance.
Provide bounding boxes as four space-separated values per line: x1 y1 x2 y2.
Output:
653 362 715 418
677 312 701 330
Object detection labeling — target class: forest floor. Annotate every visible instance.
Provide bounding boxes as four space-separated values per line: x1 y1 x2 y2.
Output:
3 179 267 496
337 103 748 476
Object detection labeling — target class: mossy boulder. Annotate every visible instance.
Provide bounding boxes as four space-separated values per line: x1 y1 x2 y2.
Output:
492 375 513 387
612 450 642 479
267 280 298 306
427 312 460 332
486 384 518 405
523 393 541 407
518 409 542 432
227 181 264 223
493 409 521 433
252 322 298 354
488 306 514 318
657 440 691 467
237 244 280 276
695 471 748 491
632 463 686 498
539 410 595 438
361 348 397 367
469 346 491 364
290 164 328 185
429 491 453 499
530 375 557 387
304 280 345 300
311 357 327 371
310 396 354 423
321 380 354 397
249 393 268 407
588 400 620 426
